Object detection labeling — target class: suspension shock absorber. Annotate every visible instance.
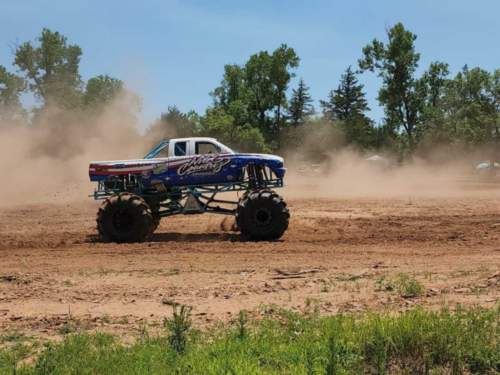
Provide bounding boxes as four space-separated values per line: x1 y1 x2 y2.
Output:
247 164 257 190
255 164 264 188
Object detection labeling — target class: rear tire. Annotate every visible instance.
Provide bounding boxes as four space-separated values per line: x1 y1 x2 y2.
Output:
236 190 289 240
97 193 152 243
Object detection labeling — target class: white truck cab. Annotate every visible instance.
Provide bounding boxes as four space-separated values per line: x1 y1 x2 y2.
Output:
164 138 235 158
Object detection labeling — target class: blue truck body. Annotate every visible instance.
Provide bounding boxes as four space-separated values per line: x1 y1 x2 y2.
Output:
89 138 286 189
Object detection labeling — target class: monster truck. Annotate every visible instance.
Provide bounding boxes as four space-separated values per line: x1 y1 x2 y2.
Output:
89 137 289 242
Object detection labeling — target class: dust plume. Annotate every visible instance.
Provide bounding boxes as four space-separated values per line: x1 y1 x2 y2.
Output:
283 130 490 199
0 98 147 208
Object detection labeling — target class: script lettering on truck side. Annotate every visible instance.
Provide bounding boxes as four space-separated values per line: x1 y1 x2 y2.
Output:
178 155 231 176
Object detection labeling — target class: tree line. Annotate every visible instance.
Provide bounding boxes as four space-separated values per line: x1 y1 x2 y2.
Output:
1 24 499 162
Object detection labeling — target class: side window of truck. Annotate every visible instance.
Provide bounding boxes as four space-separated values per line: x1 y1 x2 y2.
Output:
174 142 187 156
196 142 220 155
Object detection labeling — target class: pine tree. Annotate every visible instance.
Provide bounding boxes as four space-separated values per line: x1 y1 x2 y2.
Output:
321 66 374 147
320 66 370 121
287 78 315 125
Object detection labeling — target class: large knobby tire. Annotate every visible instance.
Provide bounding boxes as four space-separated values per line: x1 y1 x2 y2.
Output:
236 190 289 240
96 193 152 243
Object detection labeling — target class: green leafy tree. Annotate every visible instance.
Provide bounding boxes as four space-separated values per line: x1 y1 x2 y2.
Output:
487 69 500 165
0 65 27 125
210 64 247 110
415 64 500 165
287 78 315 126
83 75 141 111
489 69 500 113
244 51 274 133
359 23 422 154
372 122 400 153
443 67 496 146
321 66 374 147
269 44 300 149
196 101 268 153
210 45 300 150
413 62 453 153
13 28 83 109
145 106 197 145
421 62 450 111
488 69 500 144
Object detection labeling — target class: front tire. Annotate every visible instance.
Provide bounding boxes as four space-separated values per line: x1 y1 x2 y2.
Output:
236 190 289 240
97 193 152 243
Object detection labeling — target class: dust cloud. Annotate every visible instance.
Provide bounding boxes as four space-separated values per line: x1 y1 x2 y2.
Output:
284 149 488 199
0 101 147 208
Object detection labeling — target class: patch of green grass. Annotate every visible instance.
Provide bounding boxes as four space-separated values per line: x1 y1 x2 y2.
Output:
236 310 248 340
0 342 31 375
62 280 73 287
423 270 435 281
304 297 320 308
162 270 180 277
117 317 129 325
374 275 395 292
471 286 488 295
4 305 500 374
98 268 116 276
375 274 425 297
355 282 361 293
102 314 111 324
0 333 25 344
451 270 472 278
198 268 214 274
58 324 77 335
395 273 426 297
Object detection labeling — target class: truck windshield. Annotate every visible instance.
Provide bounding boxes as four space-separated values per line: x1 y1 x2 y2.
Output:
144 141 169 159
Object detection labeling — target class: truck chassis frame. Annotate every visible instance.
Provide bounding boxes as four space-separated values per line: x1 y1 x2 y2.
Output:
92 164 284 219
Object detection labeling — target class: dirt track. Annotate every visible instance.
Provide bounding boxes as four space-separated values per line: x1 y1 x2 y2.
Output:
1 185 500 339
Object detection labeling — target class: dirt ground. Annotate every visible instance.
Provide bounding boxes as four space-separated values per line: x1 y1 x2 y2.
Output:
1 181 500 340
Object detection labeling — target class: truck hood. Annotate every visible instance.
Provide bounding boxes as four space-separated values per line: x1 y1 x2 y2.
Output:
236 153 284 163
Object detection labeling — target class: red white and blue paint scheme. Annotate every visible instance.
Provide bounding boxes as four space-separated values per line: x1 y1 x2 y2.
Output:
89 137 290 242
89 137 286 189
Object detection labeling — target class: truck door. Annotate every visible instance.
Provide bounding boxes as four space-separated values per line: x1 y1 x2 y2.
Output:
168 140 191 185
185 140 236 184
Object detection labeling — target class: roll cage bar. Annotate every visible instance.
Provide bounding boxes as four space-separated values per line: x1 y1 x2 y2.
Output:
144 141 169 159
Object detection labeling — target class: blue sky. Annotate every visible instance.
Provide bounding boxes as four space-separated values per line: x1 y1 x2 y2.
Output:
1 0 499 131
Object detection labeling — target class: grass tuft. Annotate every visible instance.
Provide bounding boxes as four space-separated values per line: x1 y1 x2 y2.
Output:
395 273 426 297
163 303 192 354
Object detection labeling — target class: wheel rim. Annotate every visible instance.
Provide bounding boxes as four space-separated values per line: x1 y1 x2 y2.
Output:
252 207 273 227
112 208 134 232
